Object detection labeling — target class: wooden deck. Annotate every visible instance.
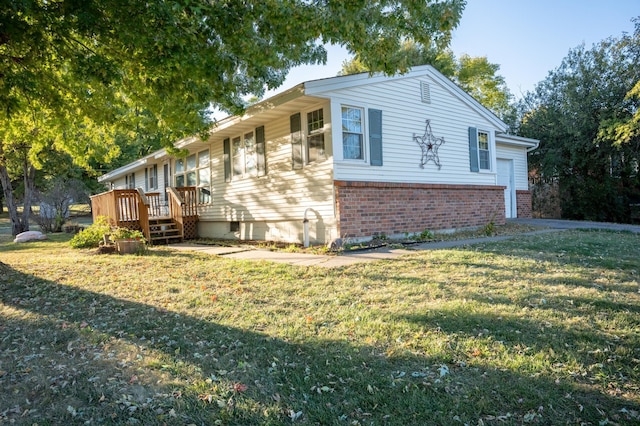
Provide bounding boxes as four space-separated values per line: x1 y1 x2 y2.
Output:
91 187 198 244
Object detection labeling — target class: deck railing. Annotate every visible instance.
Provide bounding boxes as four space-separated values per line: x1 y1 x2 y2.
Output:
166 186 198 239
90 188 151 241
145 192 166 218
91 186 198 241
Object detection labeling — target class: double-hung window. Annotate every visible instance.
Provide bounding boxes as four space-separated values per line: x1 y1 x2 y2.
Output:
468 127 492 172
341 106 364 160
337 106 383 165
145 165 158 191
125 173 135 189
290 108 326 169
307 109 325 163
231 132 257 178
223 126 266 181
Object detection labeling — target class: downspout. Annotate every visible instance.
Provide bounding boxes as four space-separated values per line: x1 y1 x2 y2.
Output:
303 208 313 248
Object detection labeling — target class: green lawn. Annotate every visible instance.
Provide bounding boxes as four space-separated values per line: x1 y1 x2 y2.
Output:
0 230 639 425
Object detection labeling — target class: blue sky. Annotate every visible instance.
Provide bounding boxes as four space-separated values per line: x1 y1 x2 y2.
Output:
266 1 638 99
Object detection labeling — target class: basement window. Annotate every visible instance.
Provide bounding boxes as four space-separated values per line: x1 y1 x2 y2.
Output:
230 221 240 232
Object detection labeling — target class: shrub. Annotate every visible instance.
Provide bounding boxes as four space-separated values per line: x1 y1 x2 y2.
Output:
110 227 145 243
417 229 434 241
69 216 111 249
483 220 496 236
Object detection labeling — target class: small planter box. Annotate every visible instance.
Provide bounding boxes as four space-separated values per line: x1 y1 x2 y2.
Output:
115 239 145 254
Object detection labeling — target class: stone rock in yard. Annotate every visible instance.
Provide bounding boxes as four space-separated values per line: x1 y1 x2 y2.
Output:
13 231 48 243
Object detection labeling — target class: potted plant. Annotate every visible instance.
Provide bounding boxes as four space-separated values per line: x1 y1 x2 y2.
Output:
110 227 146 254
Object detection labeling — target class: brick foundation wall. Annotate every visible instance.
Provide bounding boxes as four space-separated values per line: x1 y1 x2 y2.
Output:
334 181 506 239
516 190 533 218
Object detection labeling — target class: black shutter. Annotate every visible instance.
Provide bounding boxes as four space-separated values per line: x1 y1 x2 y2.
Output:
144 168 148 191
255 126 266 176
223 138 231 182
468 127 479 172
290 113 303 170
369 109 383 166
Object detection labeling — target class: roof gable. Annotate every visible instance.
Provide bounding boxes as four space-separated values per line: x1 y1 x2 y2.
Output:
303 65 507 131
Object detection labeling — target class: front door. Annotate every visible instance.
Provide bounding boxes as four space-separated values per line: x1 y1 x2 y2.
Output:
163 163 170 204
497 159 516 218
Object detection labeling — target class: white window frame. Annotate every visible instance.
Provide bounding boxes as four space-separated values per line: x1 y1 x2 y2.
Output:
146 164 158 191
230 129 259 179
306 107 326 164
125 173 135 189
477 130 491 171
341 105 366 161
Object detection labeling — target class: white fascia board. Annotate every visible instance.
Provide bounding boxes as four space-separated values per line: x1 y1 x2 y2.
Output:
98 157 148 182
496 133 540 150
209 84 305 134
174 136 198 149
97 148 169 182
425 68 508 132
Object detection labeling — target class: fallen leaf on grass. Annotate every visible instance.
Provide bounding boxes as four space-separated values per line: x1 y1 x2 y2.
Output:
438 365 449 377
289 410 303 421
198 394 214 403
233 383 248 393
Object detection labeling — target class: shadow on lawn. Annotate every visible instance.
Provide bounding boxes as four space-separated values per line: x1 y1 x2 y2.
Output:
1 260 639 425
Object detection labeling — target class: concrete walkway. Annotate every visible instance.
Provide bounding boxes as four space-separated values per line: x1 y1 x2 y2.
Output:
167 242 418 268
167 219 639 268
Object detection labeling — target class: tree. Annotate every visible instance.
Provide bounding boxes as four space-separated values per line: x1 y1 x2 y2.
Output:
1 0 467 235
456 54 512 121
339 40 457 78
35 176 88 233
516 19 640 222
339 41 512 120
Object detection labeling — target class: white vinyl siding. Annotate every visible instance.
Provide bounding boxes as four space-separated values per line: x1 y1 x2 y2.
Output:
198 100 336 233
323 75 501 186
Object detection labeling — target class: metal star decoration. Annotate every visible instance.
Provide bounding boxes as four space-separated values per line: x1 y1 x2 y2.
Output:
414 119 445 170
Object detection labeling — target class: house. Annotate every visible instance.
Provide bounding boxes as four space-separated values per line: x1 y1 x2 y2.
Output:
93 65 539 245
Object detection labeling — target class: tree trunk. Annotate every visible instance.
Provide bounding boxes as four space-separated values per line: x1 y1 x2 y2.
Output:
0 141 35 236
0 163 27 236
20 161 36 233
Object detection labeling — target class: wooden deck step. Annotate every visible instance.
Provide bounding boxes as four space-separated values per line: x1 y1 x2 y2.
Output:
148 218 183 245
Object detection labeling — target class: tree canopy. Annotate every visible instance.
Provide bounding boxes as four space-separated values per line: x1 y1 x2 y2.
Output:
0 0 466 234
339 40 512 120
517 18 640 222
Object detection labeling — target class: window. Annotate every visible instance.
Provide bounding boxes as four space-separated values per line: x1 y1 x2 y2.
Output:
478 131 490 170
290 109 326 169
125 173 135 189
175 149 211 203
232 136 243 177
468 127 492 172
307 109 325 163
145 165 158 191
223 126 266 181
341 106 364 160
